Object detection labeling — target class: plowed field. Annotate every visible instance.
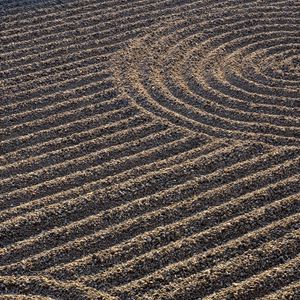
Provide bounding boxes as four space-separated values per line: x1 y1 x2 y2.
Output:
0 0 299 299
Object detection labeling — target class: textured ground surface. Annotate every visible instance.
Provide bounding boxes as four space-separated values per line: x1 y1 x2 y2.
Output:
0 0 300 299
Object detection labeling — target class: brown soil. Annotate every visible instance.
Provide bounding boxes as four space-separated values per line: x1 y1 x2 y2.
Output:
0 0 299 299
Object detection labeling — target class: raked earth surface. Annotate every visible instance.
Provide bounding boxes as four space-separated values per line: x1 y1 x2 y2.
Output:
0 0 300 299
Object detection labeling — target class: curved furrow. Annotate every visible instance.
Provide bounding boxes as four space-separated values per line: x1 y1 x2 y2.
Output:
187 38 300 108
115 9 300 145
1 0 260 46
3 3 286 90
1 0 282 69
252 49 300 82
1 0 299 297
237 48 300 88
1 2 294 78
3 1 288 77
166 33 300 114
125 72 300 145
219 46 300 95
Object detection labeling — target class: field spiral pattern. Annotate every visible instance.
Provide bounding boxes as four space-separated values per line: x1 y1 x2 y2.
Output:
116 3 300 145
1 0 300 299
